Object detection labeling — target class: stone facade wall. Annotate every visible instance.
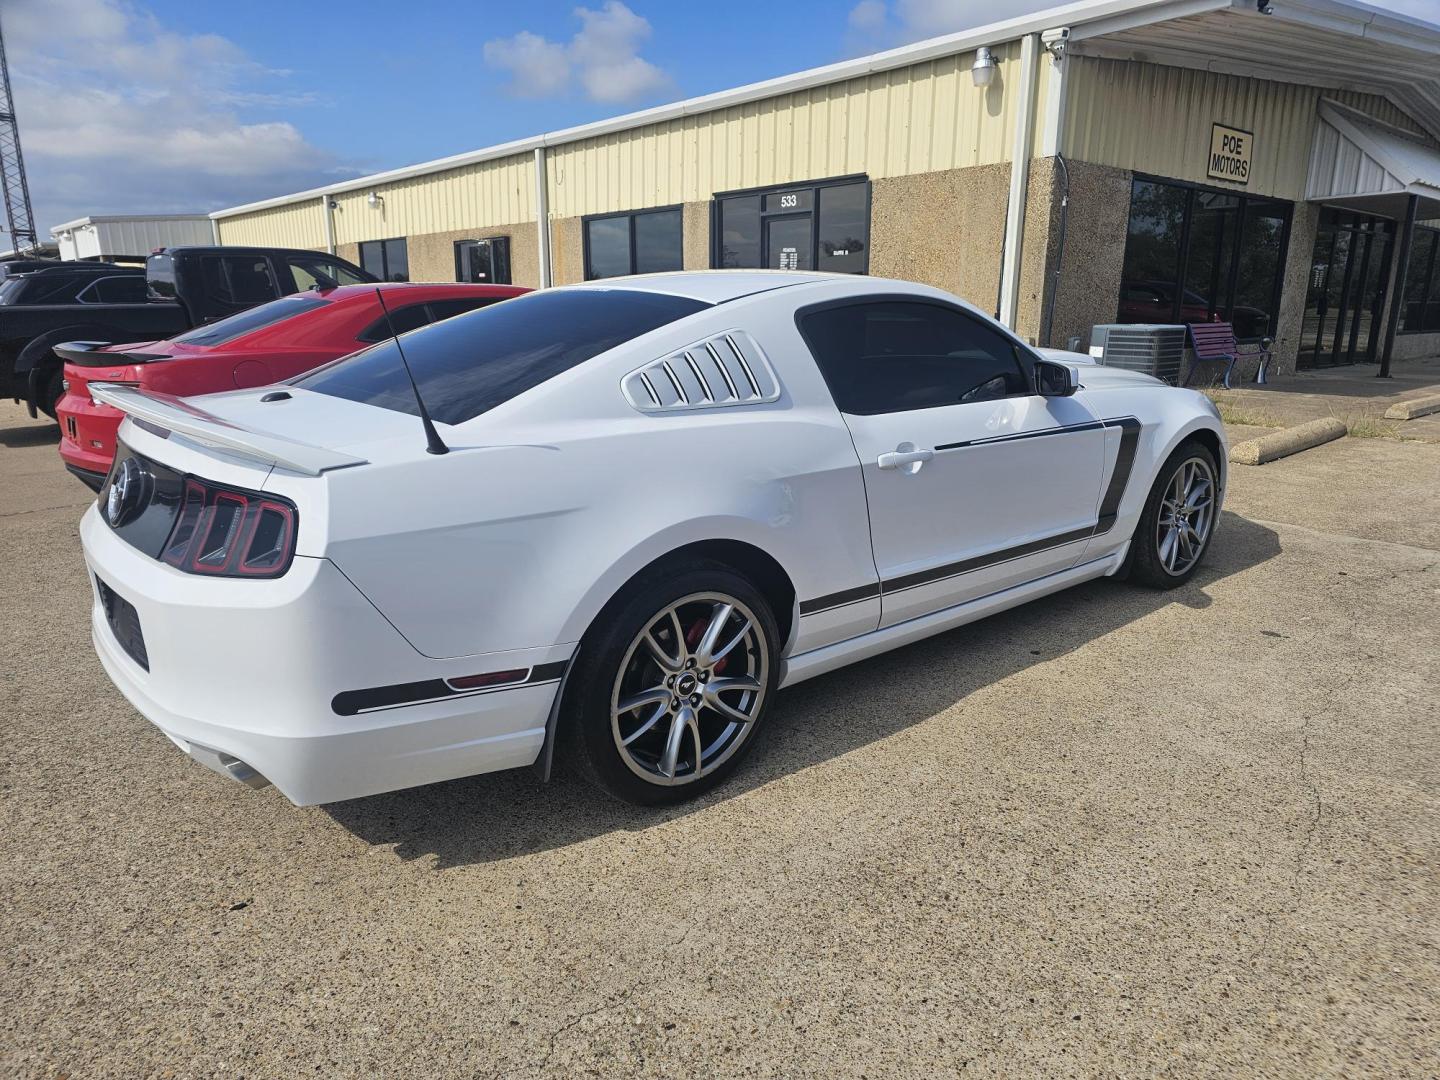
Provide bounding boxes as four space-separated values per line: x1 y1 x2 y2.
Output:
405 221 540 287
868 163 1011 318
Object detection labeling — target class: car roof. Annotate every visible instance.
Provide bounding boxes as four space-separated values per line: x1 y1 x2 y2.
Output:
15 263 139 277
302 282 527 303
557 270 837 305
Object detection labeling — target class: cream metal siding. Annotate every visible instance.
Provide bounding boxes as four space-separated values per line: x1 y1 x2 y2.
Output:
546 43 1047 219
330 155 534 246
216 199 327 250
1062 55 1429 202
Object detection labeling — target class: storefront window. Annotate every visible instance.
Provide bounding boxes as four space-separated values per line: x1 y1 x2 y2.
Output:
1401 227 1440 333
359 237 409 282
1118 177 1290 340
713 176 870 274
583 207 683 280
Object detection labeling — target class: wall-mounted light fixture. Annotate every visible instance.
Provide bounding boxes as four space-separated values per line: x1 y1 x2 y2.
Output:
327 197 339 210
971 46 997 88
367 191 383 209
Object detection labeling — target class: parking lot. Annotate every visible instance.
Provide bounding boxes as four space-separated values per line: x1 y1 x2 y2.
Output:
1 399 1436 1078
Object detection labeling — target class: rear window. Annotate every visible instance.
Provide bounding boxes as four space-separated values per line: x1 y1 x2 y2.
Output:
296 288 708 425
171 295 331 347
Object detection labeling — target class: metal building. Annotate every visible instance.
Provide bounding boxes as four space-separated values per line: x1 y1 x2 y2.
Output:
210 0 1440 375
51 214 214 262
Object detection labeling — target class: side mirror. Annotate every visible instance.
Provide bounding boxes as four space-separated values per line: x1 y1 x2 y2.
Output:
1035 359 1076 397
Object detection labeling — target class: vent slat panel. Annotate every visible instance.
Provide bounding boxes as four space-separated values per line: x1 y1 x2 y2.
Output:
622 330 782 414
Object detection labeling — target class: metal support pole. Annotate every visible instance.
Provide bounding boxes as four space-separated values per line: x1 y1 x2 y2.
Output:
998 33 1041 332
534 147 553 289
321 194 336 255
1379 192 1418 379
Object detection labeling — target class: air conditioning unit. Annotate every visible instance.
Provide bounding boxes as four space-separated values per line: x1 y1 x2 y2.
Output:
1088 324 1188 385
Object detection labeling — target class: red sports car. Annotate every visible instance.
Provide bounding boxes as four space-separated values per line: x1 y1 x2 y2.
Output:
56 282 527 489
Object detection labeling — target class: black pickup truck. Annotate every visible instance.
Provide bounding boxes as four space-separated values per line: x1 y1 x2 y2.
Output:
3 245 375 418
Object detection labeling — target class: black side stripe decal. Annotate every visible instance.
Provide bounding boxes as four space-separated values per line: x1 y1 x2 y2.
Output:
800 416 1143 617
935 419 1105 453
798 582 881 616
332 661 569 717
1093 416 1142 534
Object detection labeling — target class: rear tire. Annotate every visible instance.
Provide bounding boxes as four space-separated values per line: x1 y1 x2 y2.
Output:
38 367 64 420
1128 440 1220 589
565 560 780 806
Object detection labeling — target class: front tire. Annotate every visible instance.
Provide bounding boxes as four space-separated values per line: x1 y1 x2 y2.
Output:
566 561 779 806
1128 440 1220 589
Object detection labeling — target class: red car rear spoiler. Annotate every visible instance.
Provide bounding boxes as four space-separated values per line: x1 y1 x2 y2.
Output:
52 341 171 367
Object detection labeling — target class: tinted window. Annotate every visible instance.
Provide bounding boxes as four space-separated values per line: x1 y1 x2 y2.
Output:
716 197 760 268
287 256 371 291
90 276 148 303
171 295 331 346
428 296 503 320
584 209 682 279
634 210 682 273
817 183 868 274
360 238 409 282
585 217 631 279
298 288 709 425
200 256 278 306
1402 227 1440 333
1119 178 1290 339
799 301 1029 415
147 253 177 300
356 301 437 343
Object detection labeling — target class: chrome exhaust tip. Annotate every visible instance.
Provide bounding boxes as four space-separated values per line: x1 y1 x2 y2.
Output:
187 742 272 790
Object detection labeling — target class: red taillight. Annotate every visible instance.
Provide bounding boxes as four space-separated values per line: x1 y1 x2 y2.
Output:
161 477 297 578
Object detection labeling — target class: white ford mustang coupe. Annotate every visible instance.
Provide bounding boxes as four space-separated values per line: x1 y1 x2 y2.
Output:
82 272 1225 807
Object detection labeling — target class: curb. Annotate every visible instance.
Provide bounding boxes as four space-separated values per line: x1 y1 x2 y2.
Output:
1229 417 1347 466
1383 394 1440 421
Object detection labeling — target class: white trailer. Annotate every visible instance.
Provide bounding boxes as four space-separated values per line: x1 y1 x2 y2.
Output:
50 214 215 262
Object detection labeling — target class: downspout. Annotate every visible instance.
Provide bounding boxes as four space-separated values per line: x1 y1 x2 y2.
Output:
1041 153 1070 348
534 146 553 288
997 32 1041 332
210 217 220 244
321 193 336 256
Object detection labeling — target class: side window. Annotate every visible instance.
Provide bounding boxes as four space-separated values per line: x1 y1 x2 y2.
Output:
427 297 502 321
798 301 1030 416
287 257 370 291
359 238 409 282
356 302 435 343
200 256 279 306
91 276 147 303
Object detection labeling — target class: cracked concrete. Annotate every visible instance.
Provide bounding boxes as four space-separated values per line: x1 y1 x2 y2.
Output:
1 400 1437 1078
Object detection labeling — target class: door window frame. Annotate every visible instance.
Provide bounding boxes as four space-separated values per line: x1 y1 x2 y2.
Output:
793 293 1042 417
711 174 872 274
453 237 512 284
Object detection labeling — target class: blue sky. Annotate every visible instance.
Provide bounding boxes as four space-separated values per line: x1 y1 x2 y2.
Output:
7 0 1440 238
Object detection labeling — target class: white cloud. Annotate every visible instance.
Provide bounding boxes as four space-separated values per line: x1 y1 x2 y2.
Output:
4 0 350 236
843 0 1052 50
484 2 673 104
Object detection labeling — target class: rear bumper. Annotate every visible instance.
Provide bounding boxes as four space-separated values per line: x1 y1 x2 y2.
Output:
81 506 568 805
57 390 121 478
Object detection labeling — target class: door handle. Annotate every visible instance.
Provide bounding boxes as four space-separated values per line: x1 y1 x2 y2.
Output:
877 444 935 472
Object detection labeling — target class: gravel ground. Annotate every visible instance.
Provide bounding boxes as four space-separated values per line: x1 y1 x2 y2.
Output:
1 402 1437 1078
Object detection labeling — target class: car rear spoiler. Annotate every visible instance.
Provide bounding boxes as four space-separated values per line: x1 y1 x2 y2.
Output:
53 341 172 366
88 384 367 476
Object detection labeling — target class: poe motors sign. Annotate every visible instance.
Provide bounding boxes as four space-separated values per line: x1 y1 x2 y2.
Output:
1208 123 1253 185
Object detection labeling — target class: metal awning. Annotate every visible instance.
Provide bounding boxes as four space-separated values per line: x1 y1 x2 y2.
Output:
1307 100 1440 218
1073 0 1440 143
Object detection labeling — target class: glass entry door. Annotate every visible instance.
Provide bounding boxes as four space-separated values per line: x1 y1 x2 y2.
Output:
1299 209 1394 369
765 215 813 271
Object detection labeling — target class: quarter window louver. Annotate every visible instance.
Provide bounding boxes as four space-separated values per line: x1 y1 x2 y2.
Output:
621 330 781 413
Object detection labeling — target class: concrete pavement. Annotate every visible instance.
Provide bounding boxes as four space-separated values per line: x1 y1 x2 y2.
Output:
1 402 1436 1078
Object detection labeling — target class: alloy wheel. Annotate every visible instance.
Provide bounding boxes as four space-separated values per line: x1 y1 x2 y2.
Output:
1155 456 1216 576
610 592 769 786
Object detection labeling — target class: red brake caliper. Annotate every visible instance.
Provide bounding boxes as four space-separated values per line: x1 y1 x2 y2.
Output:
685 619 729 674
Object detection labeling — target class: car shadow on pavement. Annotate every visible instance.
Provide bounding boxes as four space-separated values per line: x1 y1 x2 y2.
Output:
0 420 60 447
325 511 1282 868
